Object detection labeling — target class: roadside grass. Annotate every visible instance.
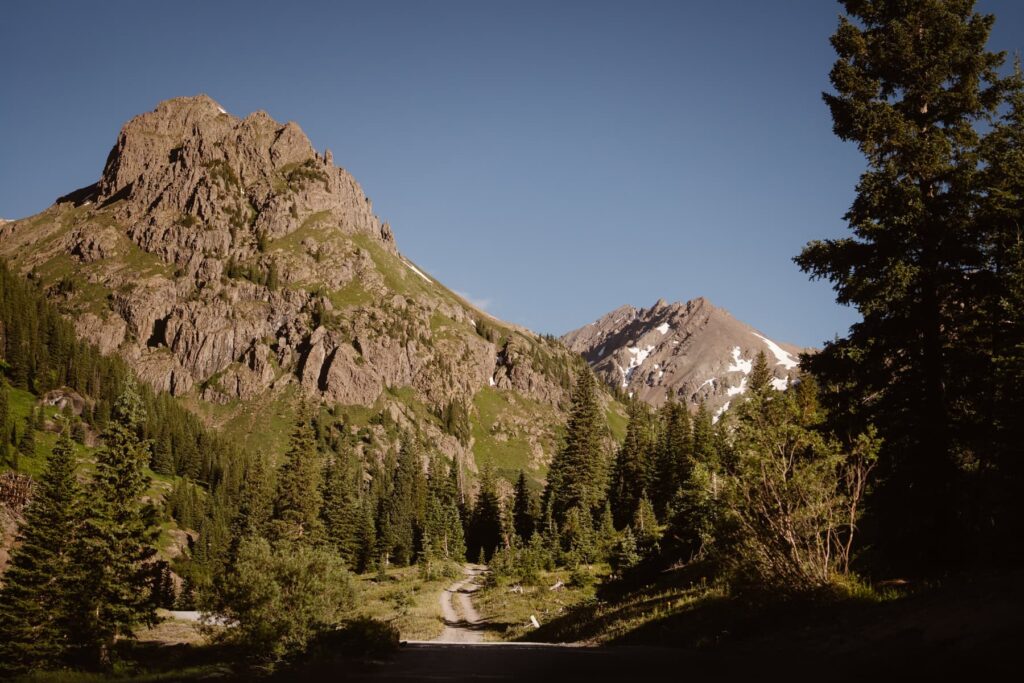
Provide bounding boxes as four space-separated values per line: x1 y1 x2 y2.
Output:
475 564 608 642
21 633 236 682
509 559 1020 664
353 564 453 641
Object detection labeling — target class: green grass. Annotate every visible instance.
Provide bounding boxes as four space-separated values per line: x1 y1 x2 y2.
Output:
0 387 94 480
511 561 919 652
470 387 564 485
349 234 436 302
353 565 452 641
183 384 299 462
327 279 373 309
475 565 608 642
471 388 535 481
605 404 628 444
522 571 729 646
118 239 172 278
268 210 333 253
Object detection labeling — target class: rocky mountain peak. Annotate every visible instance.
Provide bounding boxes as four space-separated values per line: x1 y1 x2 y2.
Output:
0 96 595 474
80 95 393 281
564 297 807 420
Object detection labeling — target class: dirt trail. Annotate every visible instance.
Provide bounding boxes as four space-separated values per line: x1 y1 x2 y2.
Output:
434 564 486 643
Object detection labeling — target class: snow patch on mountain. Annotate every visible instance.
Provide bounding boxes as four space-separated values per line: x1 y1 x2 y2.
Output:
621 344 655 387
656 322 671 335
753 333 798 369
770 377 789 391
727 377 748 397
727 347 752 374
403 260 431 283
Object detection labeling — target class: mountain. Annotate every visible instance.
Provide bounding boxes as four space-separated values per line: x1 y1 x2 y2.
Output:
0 95 621 479
562 297 806 419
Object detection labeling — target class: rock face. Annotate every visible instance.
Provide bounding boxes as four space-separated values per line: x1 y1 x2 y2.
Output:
0 95 591 470
562 298 807 420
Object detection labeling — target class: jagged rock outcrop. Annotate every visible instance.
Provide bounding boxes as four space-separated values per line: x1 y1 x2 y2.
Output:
94 95 393 274
0 94 587 456
563 297 807 419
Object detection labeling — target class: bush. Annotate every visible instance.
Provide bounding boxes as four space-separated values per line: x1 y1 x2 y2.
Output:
307 617 399 660
569 562 594 588
719 371 880 591
202 536 356 665
418 557 462 582
277 618 399 677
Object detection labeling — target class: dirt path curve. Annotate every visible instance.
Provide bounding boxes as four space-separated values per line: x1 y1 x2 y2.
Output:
434 564 486 643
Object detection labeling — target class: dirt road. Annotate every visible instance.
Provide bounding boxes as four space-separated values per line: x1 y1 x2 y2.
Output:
434 564 486 643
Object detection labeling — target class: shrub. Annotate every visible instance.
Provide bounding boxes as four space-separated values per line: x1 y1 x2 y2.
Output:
202 535 356 664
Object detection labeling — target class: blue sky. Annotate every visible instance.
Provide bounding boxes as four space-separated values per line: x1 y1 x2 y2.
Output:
2 1 1021 347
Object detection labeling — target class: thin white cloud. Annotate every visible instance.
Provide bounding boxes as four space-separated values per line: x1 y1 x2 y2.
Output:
454 290 492 311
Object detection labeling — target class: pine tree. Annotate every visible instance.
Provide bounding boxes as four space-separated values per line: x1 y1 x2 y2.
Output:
468 465 502 562
321 445 362 568
511 470 535 542
747 351 772 399
691 403 715 465
795 0 1011 571
379 438 426 566
150 432 174 475
0 382 9 466
272 413 323 542
356 496 378 573
978 60 1024 548
423 454 466 561
544 367 608 524
596 502 618 562
0 427 85 675
17 415 35 458
609 400 654 529
652 397 692 516
71 381 161 669
633 493 661 557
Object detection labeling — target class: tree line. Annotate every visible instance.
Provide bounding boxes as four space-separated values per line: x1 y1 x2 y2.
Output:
796 0 1024 573
0 260 238 484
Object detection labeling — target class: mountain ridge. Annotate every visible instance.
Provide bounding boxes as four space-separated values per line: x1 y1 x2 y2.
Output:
562 297 807 418
0 95 619 479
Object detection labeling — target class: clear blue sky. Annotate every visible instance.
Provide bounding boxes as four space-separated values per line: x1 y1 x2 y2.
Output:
2 1 1021 347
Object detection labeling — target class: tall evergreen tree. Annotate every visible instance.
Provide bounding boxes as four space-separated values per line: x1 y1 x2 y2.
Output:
609 400 654 529
795 0 1011 571
423 454 466 561
71 381 160 669
321 445 362 568
272 412 323 542
150 432 174 476
17 415 35 458
978 60 1024 547
0 381 9 466
378 438 426 566
691 403 716 465
544 367 608 523
356 496 378 573
0 427 85 675
467 465 503 562
652 397 692 516
511 470 536 542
